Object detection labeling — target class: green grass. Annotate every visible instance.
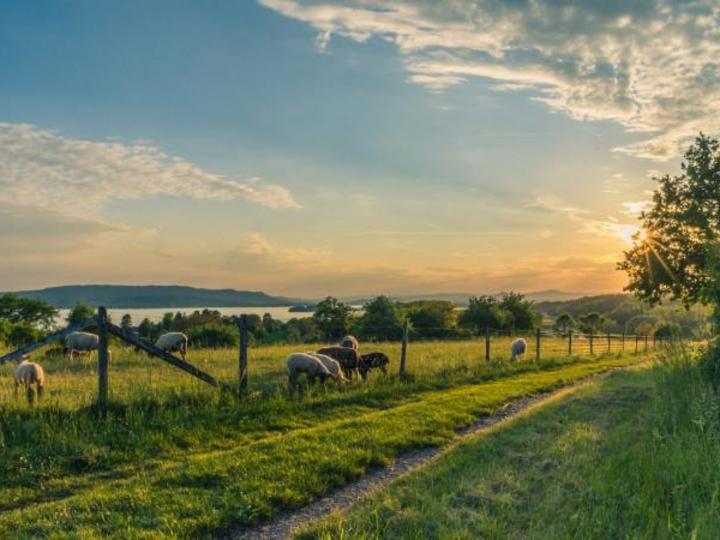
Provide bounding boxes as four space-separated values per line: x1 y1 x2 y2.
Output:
0 338 647 538
301 349 720 539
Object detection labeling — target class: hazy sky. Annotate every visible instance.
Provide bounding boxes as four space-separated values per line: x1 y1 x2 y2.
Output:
2 0 717 297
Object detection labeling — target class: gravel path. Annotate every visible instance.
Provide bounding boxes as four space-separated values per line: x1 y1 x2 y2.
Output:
229 372 612 540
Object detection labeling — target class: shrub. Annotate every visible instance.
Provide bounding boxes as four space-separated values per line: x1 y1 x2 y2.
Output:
187 324 238 348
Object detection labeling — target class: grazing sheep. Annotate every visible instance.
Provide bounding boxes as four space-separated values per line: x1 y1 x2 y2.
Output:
340 335 359 351
510 338 527 362
155 332 189 360
287 353 334 390
14 357 45 404
64 332 99 360
358 352 390 380
317 346 361 380
309 353 347 384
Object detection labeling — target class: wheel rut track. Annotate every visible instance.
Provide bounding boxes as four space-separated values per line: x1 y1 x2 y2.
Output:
229 369 623 540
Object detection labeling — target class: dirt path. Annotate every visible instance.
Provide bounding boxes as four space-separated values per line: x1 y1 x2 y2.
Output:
229 370 616 540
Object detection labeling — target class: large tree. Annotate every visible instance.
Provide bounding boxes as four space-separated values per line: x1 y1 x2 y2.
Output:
313 296 353 340
620 134 720 306
0 293 58 330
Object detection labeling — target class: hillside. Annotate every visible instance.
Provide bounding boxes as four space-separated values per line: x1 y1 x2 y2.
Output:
10 285 301 309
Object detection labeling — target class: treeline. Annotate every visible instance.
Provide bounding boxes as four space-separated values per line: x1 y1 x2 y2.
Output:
539 294 711 338
130 293 542 347
0 290 709 350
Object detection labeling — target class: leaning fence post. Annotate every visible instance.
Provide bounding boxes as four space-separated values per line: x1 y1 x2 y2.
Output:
589 332 594 355
399 320 409 375
535 328 541 362
568 329 573 356
484 325 490 363
238 314 248 395
97 306 109 406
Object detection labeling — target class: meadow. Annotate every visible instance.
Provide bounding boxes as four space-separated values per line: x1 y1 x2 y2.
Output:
0 337 654 538
302 348 719 539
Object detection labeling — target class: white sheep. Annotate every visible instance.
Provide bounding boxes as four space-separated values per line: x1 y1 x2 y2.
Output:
309 353 347 384
340 335 359 351
287 352 335 391
155 332 189 360
510 338 527 362
64 331 99 360
14 356 45 404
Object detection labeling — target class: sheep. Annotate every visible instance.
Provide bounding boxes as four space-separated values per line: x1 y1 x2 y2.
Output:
287 352 335 394
358 352 390 380
308 353 347 384
64 332 99 360
316 346 361 380
510 338 527 362
14 356 45 404
340 335 359 351
155 332 189 360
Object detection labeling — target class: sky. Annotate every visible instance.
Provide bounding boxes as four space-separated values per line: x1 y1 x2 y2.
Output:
1 0 718 298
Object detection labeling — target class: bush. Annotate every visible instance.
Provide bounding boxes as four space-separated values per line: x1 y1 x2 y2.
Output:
6 323 43 348
187 324 238 348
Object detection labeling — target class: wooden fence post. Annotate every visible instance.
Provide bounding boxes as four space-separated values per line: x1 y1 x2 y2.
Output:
97 306 109 406
568 330 573 356
484 325 490 363
535 328 541 362
238 314 248 395
589 332 594 355
607 332 611 353
399 320 409 375
645 335 649 352
635 335 639 354
621 332 625 352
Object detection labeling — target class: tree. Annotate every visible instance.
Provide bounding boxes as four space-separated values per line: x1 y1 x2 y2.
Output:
553 313 576 335
458 296 509 333
121 313 133 330
313 297 353 340
620 134 720 306
498 292 540 330
405 300 458 338
0 293 58 330
67 303 95 325
356 296 404 341
578 312 605 334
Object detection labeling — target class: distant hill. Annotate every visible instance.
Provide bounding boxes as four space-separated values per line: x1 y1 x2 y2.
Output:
10 285 302 309
536 294 633 317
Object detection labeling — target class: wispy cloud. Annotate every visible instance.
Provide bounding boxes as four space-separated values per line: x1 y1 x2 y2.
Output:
262 0 720 160
0 121 299 221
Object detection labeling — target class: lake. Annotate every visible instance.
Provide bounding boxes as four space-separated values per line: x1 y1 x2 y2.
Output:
56 306 308 325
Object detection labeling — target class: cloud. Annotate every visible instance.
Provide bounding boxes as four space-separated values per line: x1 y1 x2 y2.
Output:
0 121 299 221
262 0 720 160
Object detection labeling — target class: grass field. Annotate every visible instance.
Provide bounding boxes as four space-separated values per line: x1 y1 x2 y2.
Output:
302 349 719 539
0 339 653 538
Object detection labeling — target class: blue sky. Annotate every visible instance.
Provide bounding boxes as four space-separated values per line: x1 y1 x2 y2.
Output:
1 1 716 297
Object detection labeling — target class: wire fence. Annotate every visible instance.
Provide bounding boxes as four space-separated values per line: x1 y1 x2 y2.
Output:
0 310 684 410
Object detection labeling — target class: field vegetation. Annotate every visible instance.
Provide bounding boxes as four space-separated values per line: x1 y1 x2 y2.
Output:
303 349 720 539
0 338 651 538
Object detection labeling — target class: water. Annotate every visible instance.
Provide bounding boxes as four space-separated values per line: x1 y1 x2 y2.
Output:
56 306 308 325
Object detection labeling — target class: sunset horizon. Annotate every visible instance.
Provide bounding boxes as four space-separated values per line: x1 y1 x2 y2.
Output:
4 1 708 297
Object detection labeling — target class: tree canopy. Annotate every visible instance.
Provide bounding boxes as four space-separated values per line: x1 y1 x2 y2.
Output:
620 134 720 306
0 293 57 330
